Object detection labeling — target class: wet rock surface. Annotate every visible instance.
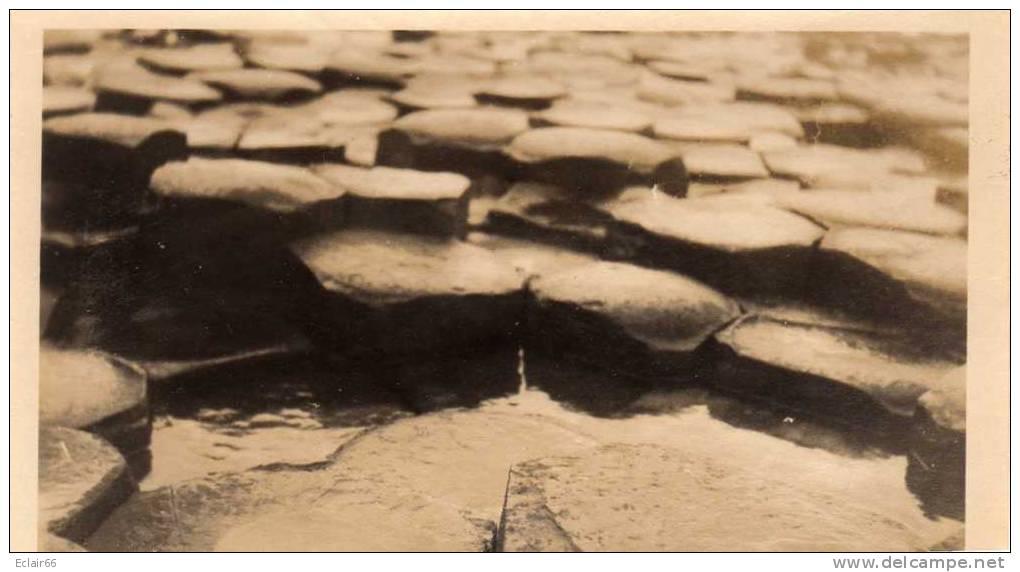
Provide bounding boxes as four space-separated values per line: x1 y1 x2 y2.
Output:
499 442 957 552
40 426 136 544
39 29 968 551
528 261 740 379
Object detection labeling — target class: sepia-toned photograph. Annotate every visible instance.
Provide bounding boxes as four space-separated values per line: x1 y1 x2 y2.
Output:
14 11 1008 555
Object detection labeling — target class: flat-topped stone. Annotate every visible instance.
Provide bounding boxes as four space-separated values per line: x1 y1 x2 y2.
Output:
393 107 530 147
678 143 770 180
40 426 135 543
312 164 471 236
138 43 244 74
605 191 824 296
327 49 414 84
499 443 959 552
95 65 223 109
653 116 756 144
711 315 960 434
43 86 96 118
292 230 524 358
242 42 331 73
672 102 804 138
390 75 480 109
151 157 342 213
814 227 967 329
465 232 599 282
737 76 839 104
44 112 184 150
763 144 928 187
477 74 567 107
638 71 736 105
44 54 97 87
778 188 968 236
533 98 652 132
507 127 674 173
190 68 322 100
528 260 739 378
40 347 148 445
302 90 398 125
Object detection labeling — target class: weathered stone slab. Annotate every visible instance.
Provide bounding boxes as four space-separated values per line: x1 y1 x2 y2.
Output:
908 367 965 520
292 230 524 359
241 42 331 73
672 102 804 138
189 68 322 101
44 53 98 87
40 346 150 456
638 71 736 105
312 164 471 236
812 227 967 332
506 127 687 195
235 110 379 164
476 74 567 109
737 76 839 104
763 144 928 187
326 49 414 87
43 86 96 118
138 43 243 74
528 260 740 378
499 443 959 552
95 65 223 113
778 188 967 236
677 143 770 180
302 89 398 125
39 426 135 544
605 191 824 297
532 98 652 132
390 75 480 110
472 182 615 253
394 107 530 148
710 315 960 436
151 157 342 213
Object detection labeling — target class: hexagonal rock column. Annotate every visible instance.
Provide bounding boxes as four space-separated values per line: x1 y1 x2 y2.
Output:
380 107 528 179
39 426 136 544
42 113 187 232
292 230 525 361
604 191 825 298
527 260 740 380
149 156 347 244
312 164 472 237
497 443 961 552
505 127 689 197
40 346 151 462
708 315 961 437
908 366 966 520
809 227 967 350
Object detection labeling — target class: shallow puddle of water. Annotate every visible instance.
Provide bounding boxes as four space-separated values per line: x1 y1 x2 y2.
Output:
140 347 957 524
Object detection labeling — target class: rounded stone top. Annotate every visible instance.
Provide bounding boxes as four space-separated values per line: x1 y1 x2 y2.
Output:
302 90 399 126
43 112 182 148
530 260 740 353
312 164 471 201
43 86 96 116
533 99 652 132
151 157 342 212
243 42 331 73
716 316 959 416
292 230 523 304
820 227 967 299
606 193 824 251
39 347 147 429
138 43 244 73
393 107 530 146
96 66 223 103
506 127 674 171
189 68 322 99
478 75 567 101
